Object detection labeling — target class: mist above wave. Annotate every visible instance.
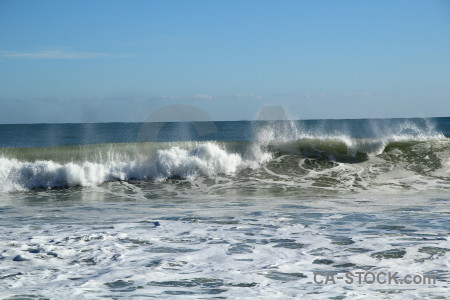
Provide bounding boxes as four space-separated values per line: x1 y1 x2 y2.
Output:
255 118 445 156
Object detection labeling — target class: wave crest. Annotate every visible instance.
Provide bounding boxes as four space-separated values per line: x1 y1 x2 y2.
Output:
0 142 269 192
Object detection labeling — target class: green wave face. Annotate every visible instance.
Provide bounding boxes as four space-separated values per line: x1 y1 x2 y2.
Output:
261 138 450 194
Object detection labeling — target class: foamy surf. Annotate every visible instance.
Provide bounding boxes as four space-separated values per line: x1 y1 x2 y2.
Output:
1 193 449 299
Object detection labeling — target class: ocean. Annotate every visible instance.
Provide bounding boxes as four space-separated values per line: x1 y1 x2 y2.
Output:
0 118 449 299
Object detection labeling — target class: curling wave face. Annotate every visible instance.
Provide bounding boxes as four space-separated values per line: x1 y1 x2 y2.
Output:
0 119 449 194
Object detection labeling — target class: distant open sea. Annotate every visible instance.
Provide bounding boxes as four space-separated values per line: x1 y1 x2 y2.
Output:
1 117 449 299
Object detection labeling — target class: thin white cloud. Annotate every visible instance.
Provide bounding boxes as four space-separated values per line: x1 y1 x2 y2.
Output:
193 94 216 100
1 50 112 59
150 94 218 101
234 93 263 100
343 92 395 98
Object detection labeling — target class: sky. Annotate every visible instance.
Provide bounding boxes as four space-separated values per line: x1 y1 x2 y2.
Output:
1 0 449 123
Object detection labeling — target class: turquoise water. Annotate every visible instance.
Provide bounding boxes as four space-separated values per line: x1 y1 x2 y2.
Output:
0 118 449 299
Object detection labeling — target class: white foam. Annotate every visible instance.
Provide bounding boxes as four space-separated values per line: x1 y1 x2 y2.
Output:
0 142 269 192
150 143 258 180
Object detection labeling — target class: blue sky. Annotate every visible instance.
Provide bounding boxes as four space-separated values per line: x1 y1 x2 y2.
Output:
1 0 449 123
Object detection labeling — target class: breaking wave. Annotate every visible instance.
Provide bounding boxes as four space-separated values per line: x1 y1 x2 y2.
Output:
0 119 449 193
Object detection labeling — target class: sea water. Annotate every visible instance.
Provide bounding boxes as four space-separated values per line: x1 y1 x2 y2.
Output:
0 118 449 299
